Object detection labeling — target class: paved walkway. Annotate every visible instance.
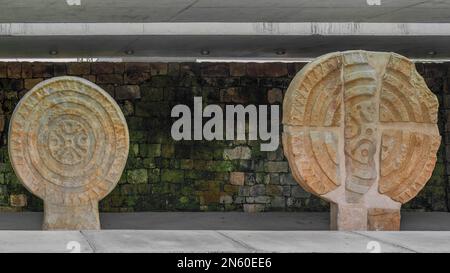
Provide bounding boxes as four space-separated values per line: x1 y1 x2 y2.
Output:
0 230 450 253
0 212 449 253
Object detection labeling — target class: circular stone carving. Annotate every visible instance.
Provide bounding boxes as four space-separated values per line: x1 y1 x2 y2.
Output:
8 76 129 205
283 50 441 205
48 115 91 165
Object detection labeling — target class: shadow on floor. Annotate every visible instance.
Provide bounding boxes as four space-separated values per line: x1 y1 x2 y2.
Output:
0 212 448 230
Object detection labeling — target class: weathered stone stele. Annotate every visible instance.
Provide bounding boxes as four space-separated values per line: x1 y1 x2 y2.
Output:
282 50 440 230
8 76 129 230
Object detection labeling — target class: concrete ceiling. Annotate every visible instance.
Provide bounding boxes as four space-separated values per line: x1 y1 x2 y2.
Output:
1 0 450 23
1 0 450 60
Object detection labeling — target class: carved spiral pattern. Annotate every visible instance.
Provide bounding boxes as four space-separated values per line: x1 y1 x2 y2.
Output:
8 76 129 205
283 50 440 204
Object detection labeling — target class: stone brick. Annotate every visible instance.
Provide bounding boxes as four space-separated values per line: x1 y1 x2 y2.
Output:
91 63 115 74
286 197 302 208
221 87 248 103
206 161 234 172
125 63 150 73
263 63 288 77
147 168 160 181
120 100 134 116
266 184 283 196
267 88 283 104
54 64 67 76
280 173 298 185
161 144 175 158
148 75 172 87
82 75 96 83
239 186 250 196
254 173 270 185
139 144 161 158
32 63 53 77
264 161 289 173
244 204 265 213
98 84 115 97
24 78 43 90
125 63 150 84
230 172 245 186
267 148 284 161
161 169 184 183
141 86 164 101
130 143 139 157
199 191 220 204
282 186 291 196
223 146 251 160
150 63 168 75
116 85 141 100
246 63 265 77
0 63 6 78
250 184 265 196
201 63 229 77
5 79 23 91
113 63 125 74
291 186 310 198
7 63 21 79
127 169 148 184
10 194 27 207
223 184 239 194
168 63 180 76
230 63 246 76
21 63 32 78
180 159 194 169
220 193 233 204
269 173 280 184
271 196 285 208
67 63 90 75
97 74 123 84
255 196 271 203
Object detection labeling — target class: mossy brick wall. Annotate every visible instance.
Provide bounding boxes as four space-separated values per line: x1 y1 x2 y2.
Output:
0 61 448 212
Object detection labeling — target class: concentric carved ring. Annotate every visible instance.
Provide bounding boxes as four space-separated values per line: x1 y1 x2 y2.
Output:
283 50 440 205
8 76 129 205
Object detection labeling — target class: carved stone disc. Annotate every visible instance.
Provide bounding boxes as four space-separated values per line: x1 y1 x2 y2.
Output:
283 50 440 205
8 76 129 206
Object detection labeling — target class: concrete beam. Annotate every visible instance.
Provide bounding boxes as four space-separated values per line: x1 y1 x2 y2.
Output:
1 22 450 36
1 23 450 59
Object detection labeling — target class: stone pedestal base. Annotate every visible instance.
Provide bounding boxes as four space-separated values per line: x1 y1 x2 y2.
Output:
330 203 400 231
43 202 100 230
367 208 401 231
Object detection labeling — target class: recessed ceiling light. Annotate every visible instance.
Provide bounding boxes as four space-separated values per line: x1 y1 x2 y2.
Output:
200 49 210 55
66 0 81 6
125 50 134 55
428 51 437 56
366 0 381 6
275 49 286 55
49 50 58 55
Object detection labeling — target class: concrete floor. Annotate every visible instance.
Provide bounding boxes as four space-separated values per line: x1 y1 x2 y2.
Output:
0 230 450 253
0 212 449 253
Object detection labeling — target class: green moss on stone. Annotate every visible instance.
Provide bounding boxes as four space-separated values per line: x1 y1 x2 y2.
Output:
206 161 234 172
127 169 148 184
161 169 184 183
139 144 161 158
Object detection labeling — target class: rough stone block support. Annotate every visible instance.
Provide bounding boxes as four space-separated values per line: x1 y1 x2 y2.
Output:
43 202 100 230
